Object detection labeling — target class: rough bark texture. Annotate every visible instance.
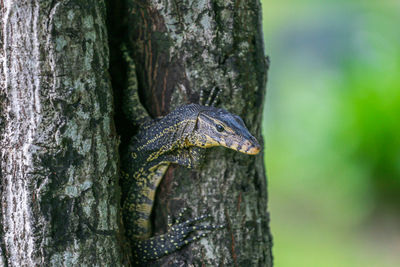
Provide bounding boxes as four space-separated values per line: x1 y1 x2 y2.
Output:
1 0 271 265
0 1 121 266
122 0 272 266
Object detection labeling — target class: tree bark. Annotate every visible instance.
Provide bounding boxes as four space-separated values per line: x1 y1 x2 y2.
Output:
0 1 122 266
1 0 271 266
122 0 272 266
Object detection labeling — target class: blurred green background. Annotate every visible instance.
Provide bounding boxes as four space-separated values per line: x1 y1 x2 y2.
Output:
261 0 400 266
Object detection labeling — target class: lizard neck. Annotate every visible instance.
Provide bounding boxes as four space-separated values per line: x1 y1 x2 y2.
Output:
132 106 200 163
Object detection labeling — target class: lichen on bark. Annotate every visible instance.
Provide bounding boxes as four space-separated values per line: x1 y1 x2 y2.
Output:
1 0 271 265
0 1 121 266
124 0 272 266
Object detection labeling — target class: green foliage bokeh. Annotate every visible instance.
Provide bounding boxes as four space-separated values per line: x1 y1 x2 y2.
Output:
262 0 400 266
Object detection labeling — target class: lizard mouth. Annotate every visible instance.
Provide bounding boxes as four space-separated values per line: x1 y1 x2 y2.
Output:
243 145 261 155
222 138 261 155
238 140 261 155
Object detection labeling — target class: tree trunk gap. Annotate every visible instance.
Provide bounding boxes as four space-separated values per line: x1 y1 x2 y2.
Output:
1 0 272 266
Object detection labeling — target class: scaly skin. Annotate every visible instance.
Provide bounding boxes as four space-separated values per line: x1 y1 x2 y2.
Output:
121 47 261 264
121 104 260 264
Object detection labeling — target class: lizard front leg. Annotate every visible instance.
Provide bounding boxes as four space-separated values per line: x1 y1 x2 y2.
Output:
162 146 206 169
132 212 224 265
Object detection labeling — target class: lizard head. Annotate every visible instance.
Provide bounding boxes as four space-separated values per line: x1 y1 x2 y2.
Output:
189 107 261 155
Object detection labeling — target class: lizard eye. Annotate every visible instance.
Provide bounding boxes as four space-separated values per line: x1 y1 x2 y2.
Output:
216 124 224 132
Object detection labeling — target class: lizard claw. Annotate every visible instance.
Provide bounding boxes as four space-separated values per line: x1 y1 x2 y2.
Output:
132 211 224 264
200 87 221 106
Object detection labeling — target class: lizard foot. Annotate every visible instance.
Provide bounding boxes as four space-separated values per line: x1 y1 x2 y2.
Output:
200 87 221 107
132 210 224 264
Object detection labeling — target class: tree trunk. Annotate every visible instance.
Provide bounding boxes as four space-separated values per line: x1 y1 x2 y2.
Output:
0 1 122 266
119 0 273 266
1 0 271 266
